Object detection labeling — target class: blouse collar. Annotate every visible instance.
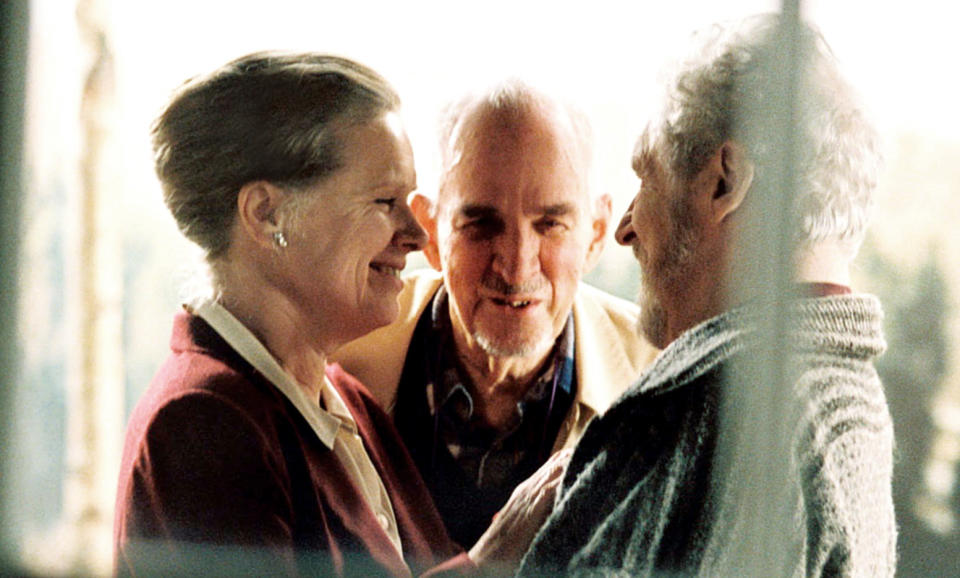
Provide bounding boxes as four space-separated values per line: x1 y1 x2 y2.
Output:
187 299 347 450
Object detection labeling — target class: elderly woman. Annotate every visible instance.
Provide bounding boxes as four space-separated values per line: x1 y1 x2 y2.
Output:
113 52 564 577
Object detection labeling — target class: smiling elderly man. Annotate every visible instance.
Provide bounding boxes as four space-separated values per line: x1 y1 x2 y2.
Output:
332 81 658 547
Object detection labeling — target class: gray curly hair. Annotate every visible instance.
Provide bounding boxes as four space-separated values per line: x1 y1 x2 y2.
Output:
650 13 881 254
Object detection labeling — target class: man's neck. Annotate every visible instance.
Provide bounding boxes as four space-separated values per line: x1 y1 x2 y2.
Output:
453 331 551 398
793 240 853 286
724 239 854 307
448 329 554 431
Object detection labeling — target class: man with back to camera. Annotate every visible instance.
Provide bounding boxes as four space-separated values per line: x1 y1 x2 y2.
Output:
518 13 897 577
332 80 659 547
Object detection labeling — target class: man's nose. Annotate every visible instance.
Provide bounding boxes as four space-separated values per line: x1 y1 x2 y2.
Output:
492 226 540 283
615 199 637 246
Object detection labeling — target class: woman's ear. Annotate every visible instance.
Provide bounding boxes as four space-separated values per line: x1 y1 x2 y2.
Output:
410 193 441 270
711 141 754 224
237 181 287 250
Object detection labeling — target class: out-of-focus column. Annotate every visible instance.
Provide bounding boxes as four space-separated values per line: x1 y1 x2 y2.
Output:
63 0 125 574
718 1 805 575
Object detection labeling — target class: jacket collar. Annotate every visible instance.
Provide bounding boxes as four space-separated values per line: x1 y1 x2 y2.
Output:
571 282 659 414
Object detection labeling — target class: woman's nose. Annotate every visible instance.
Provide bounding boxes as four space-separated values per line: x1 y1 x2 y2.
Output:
396 203 428 252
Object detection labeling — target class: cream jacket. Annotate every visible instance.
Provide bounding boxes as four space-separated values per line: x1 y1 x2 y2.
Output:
331 269 659 451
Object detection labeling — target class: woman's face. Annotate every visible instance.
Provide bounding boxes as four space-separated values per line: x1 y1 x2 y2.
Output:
279 112 426 348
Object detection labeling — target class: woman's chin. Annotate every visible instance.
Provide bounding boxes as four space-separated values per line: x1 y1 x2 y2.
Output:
355 300 400 337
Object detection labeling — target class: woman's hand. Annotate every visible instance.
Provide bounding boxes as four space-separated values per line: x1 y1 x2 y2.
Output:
467 448 573 574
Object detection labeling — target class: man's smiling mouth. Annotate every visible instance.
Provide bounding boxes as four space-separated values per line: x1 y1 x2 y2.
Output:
490 297 534 309
370 264 402 278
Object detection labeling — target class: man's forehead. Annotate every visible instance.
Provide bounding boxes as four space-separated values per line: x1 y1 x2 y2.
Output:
438 148 591 214
449 102 589 174
458 112 569 164
438 175 587 217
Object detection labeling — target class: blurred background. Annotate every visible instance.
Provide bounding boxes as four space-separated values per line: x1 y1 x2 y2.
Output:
3 0 959 575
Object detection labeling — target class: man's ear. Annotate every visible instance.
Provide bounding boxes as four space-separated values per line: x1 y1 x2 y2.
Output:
584 193 612 271
237 180 286 250
709 141 754 224
410 193 441 271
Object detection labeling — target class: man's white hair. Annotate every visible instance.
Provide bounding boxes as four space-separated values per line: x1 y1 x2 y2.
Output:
651 13 881 256
434 79 599 207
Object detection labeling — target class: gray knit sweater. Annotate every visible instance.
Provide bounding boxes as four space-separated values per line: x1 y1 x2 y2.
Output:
518 295 896 577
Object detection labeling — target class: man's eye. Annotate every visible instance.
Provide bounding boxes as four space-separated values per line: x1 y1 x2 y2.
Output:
463 218 492 230
375 198 397 209
460 218 501 239
536 219 568 234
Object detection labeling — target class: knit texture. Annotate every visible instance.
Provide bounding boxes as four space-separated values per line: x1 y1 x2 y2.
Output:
518 295 896 577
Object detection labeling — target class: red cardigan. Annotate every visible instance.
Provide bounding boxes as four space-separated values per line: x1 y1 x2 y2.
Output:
114 311 467 576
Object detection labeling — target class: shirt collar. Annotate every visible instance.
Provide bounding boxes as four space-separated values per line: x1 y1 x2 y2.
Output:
187 299 345 449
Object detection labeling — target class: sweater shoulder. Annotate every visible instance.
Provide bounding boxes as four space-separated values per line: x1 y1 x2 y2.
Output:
792 358 893 481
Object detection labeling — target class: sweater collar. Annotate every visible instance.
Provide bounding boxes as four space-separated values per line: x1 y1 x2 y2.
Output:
629 293 885 399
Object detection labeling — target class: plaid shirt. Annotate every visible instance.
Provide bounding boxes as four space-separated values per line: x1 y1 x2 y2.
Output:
392 285 576 547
